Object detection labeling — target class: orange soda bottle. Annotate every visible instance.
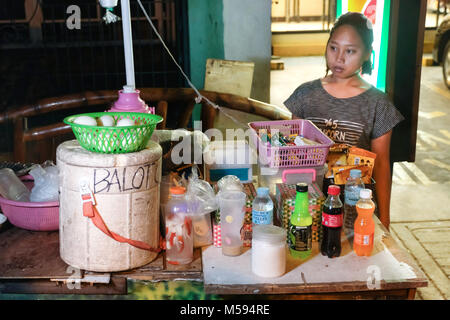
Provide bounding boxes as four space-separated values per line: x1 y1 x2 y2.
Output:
353 189 375 256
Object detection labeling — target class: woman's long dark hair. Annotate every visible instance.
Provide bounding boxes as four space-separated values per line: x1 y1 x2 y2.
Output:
325 12 374 76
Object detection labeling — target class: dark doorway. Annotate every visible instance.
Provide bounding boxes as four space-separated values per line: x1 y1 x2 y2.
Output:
0 0 190 153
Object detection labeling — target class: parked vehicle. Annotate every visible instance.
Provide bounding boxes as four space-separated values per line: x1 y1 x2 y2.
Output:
433 14 450 89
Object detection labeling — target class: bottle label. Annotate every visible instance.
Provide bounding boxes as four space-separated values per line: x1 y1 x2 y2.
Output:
288 224 312 252
322 212 343 227
345 187 363 206
252 209 272 225
354 232 374 246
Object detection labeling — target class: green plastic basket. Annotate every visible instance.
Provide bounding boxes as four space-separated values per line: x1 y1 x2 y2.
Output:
64 112 163 154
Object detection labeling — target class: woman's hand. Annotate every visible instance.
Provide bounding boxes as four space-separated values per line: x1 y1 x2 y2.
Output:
371 130 393 230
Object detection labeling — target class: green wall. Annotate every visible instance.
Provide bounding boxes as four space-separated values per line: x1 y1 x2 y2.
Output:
187 0 225 122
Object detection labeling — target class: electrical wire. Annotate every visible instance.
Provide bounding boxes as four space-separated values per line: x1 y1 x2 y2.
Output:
136 0 211 106
26 0 42 23
135 0 247 129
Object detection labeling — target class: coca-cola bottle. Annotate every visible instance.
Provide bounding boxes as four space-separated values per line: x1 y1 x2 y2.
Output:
321 185 343 258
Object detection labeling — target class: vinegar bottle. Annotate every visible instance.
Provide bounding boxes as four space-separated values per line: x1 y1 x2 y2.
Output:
353 189 375 256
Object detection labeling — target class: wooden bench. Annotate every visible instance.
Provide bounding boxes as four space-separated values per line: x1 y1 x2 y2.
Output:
0 88 291 163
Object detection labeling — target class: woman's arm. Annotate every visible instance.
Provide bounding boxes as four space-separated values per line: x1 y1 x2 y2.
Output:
370 130 393 230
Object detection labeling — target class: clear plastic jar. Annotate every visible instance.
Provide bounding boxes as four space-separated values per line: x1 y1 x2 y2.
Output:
165 186 193 265
251 225 286 278
192 212 213 248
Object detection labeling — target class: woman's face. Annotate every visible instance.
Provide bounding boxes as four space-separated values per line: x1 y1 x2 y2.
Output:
326 25 370 79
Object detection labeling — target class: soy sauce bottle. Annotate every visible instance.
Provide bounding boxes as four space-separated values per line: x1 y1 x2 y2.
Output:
320 185 343 258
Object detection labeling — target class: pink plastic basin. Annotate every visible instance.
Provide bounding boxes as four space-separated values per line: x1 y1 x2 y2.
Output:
0 175 59 231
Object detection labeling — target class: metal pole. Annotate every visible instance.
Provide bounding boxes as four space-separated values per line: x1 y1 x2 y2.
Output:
120 0 136 92
286 0 290 23
322 0 326 30
436 0 441 27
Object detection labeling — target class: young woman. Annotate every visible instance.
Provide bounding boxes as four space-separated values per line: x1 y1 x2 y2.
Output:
284 12 404 229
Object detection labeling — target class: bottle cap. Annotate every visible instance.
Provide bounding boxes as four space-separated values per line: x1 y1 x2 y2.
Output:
327 185 341 196
349 169 362 178
296 183 308 193
169 186 186 195
359 188 372 199
257 187 269 197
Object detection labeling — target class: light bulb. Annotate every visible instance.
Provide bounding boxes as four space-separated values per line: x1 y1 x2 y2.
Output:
99 0 118 9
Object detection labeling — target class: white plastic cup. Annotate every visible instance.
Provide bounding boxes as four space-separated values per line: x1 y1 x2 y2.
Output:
218 191 247 256
0 168 30 202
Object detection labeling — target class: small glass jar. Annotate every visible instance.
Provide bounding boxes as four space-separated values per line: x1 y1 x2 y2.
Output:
251 225 286 278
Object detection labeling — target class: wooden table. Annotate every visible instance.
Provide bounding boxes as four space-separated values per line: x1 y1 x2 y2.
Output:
0 216 427 299
203 216 428 299
0 224 202 295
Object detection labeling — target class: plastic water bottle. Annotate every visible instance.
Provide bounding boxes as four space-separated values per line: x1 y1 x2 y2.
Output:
344 169 365 231
0 168 30 202
252 187 273 226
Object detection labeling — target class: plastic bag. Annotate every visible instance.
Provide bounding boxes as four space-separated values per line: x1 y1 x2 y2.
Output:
185 165 217 247
186 165 218 215
29 162 59 202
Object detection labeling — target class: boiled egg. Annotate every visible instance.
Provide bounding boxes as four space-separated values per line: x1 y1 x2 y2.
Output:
116 118 136 127
97 114 115 127
73 115 97 126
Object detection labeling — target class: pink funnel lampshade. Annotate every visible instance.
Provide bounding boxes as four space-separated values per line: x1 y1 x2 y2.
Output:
109 88 155 114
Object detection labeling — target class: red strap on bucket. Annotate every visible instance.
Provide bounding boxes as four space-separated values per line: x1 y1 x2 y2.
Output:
81 193 162 253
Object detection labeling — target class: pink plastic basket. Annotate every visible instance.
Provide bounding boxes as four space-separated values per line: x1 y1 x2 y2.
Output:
248 119 334 168
0 175 59 231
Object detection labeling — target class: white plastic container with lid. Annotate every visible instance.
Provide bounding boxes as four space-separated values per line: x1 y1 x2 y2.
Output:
251 225 286 278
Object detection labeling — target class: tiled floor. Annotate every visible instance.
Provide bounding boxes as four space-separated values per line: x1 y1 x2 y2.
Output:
390 221 450 300
390 65 450 300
